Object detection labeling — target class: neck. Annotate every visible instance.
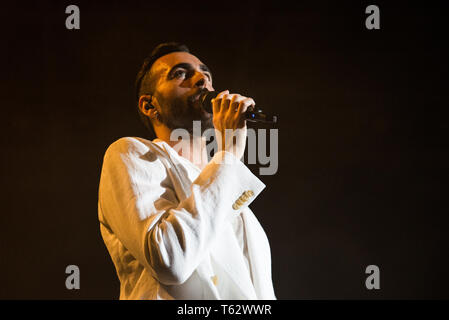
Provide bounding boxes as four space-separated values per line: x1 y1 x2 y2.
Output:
156 129 209 170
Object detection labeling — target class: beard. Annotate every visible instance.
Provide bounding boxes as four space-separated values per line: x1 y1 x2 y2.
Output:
156 90 214 136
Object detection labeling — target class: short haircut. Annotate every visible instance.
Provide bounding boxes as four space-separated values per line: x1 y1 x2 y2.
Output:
135 42 190 138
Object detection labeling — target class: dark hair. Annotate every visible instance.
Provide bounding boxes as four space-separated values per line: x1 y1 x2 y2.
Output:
135 42 190 138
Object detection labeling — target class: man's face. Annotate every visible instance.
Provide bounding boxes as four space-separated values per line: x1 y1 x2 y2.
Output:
150 51 215 135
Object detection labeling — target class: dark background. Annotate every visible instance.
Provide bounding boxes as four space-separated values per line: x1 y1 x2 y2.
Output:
1 0 448 299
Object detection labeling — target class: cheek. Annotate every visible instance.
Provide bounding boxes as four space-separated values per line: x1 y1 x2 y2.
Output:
159 84 185 100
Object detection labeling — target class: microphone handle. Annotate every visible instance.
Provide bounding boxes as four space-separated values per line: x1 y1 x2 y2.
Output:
245 108 278 124
200 91 278 124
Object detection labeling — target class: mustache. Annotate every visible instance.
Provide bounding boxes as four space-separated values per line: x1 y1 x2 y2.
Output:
188 88 209 104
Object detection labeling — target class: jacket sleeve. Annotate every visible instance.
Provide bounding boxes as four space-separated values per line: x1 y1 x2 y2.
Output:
98 137 266 285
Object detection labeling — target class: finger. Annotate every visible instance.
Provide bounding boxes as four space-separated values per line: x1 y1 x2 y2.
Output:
236 97 255 116
220 93 232 113
235 98 254 128
226 94 243 117
212 90 229 114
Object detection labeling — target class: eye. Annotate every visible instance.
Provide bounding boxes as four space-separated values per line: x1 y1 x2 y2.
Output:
173 69 186 79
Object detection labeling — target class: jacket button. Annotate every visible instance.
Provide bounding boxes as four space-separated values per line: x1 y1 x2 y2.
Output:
211 275 218 286
245 190 254 197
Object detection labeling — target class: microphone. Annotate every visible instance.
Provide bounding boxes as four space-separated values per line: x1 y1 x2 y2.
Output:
199 90 278 124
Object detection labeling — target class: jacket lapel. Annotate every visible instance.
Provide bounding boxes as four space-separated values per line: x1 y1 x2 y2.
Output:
148 141 191 202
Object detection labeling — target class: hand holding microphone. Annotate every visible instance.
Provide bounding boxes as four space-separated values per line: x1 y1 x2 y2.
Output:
200 90 277 124
200 89 277 160
209 90 252 160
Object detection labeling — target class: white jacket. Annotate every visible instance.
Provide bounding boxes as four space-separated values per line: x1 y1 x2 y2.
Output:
97 136 276 300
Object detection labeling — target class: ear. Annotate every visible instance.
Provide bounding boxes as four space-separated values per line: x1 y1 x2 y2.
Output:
138 94 158 119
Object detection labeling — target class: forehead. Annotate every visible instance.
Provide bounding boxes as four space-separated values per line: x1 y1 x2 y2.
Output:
151 51 205 73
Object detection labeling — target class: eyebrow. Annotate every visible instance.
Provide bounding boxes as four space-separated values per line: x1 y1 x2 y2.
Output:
167 62 212 79
199 64 211 75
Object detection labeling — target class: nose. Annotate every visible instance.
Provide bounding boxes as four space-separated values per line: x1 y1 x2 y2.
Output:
194 74 207 89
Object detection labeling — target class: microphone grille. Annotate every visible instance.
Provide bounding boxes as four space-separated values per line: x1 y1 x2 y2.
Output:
200 90 218 113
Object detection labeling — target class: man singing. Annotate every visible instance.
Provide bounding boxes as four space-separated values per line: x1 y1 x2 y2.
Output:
97 42 276 300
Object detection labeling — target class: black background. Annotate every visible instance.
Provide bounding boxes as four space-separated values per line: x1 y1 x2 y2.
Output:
1 0 448 299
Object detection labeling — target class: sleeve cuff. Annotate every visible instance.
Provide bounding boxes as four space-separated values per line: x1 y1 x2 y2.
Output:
210 151 266 213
